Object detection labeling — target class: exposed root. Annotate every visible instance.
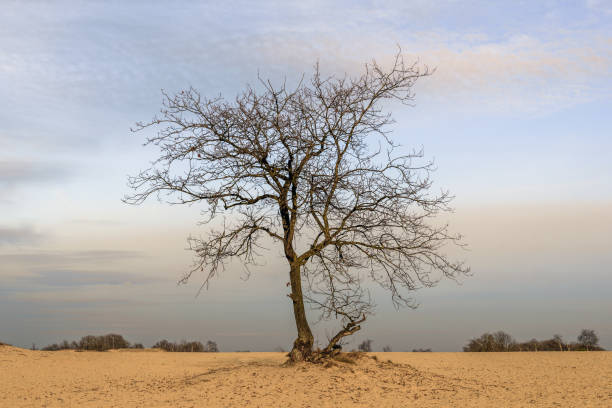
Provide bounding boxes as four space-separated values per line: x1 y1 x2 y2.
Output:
285 349 378 367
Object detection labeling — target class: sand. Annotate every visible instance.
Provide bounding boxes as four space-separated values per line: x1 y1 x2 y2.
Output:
1 344 610 407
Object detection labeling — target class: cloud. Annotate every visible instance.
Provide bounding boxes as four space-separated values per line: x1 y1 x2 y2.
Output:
0 160 72 187
231 29 611 115
0 248 169 305
1 0 609 124
413 34 611 113
440 201 612 289
0 225 45 246
67 219 125 226
586 0 612 15
23 269 161 287
0 249 145 267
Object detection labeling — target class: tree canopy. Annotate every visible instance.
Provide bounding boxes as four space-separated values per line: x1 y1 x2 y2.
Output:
126 51 469 362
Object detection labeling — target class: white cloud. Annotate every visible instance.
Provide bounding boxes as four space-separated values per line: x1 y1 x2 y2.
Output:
0 225 45 246
232 29 611 115
1 1 609 118
586 0 612 15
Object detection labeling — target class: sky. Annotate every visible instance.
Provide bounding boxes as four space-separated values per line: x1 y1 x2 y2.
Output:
1 0 611 351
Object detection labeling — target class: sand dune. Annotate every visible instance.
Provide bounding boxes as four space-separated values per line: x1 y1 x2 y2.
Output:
1 344 610 407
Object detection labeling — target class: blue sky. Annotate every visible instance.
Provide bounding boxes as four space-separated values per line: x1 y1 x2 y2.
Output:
1 0 611 351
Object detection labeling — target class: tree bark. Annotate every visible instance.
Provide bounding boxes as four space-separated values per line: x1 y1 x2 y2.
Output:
287 263 314 362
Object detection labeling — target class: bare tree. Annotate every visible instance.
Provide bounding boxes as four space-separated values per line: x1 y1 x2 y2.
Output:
577 329 599 351
382 345 392 352
552 334 564 351
463 331 515 352
125 51 469 362
152 339 209 352
493 331 516 352
205 340 219 352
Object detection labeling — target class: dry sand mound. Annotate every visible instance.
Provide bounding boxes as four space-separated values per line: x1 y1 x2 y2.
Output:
0 344 29 355
167 354 484 407
1 347 610 407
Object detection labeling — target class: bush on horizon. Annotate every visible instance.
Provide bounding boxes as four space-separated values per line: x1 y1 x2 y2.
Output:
358 339 373 352
42 334 143 351
41 335 219 352
152 339 218 352
463 330 605 352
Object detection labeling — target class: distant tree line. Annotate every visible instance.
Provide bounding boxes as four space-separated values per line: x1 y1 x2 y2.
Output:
42 334 140 351
355 340 433 352
353 340 433 352
41 334 218 352
152 339 218 352
464 329 603 352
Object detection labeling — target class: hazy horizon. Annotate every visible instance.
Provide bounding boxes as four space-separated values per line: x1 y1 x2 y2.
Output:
1 0 611 351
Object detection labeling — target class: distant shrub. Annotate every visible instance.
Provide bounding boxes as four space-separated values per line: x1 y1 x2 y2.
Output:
358 339 373 352
382 345 392 352
42 339 80 351
42 340 73 351
463 331 516 352
79 334 130 351
180 341 204 352
204 340 219 352
152 339 172 351
464 330 605 352
552 334 565 351
412 348 432 352
43 334 130 351
577 329 600 351
153 339 218 352
42 335 221 352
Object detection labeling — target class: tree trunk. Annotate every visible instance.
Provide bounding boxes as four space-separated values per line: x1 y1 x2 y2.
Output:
287 263 314 362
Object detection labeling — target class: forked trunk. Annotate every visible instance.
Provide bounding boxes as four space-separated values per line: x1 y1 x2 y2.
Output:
287 263 314 362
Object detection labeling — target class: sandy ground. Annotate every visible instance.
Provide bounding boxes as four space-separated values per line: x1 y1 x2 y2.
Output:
1 345 610 407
